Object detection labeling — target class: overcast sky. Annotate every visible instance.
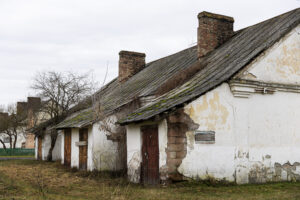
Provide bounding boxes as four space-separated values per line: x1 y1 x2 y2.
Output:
0 0 299 106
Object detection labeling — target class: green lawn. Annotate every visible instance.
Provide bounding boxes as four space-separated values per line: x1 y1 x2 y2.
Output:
0 155 34 158
0 160 300 200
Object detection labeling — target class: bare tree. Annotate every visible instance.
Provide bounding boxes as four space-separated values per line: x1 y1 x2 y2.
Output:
0 104 26 150
31 71 94 161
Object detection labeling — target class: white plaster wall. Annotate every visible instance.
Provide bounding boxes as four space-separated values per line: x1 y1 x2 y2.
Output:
179 82 300 184
71 128 79 168
87 126 93 171
42 133 51 160
60 131 64 165
126 120 168 183
35 137 38 159
91 121 121 171
126 124 142 183
236 25 300 85
52 131 62 161
175 25 300 184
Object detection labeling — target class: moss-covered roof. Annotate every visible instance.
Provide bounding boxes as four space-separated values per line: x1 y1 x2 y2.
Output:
55 108 94 129
119 8 300 124
54 44 198 128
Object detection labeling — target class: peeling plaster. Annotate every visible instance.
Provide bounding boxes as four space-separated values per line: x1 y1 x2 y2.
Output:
236 25 300 85
127 151 141 183
185 91 230 131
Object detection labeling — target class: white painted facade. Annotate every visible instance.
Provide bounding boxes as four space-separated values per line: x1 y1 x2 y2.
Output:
35 131 62 161
126 25 300 184
61 119 123 171
90 122 122 171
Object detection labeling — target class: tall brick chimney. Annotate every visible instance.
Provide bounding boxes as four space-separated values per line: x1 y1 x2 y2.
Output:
17 102 28 116
197 11 234 58
27 97 41 128
118 51 146 83
0 112 8 119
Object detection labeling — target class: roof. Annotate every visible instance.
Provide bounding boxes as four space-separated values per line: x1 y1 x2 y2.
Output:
119 8 300 124
55 44 198 128
55 108 94 129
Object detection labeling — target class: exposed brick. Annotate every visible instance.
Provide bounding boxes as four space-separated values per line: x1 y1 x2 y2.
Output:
197 11 234 58
168 128 184 137
167 151 177 159
168 136 176 144
167 144 186 152
169 173 183 181
118 51 146 82
176 151 187 159
167 158 182 166
168 165 178 173
175 137 187 144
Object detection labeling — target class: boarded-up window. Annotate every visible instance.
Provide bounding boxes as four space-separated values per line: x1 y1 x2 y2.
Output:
195 131 215 144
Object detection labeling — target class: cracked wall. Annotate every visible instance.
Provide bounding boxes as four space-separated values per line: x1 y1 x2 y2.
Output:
177 78 300 184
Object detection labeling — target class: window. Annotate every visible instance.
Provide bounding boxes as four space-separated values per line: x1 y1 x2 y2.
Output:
195 131 215 144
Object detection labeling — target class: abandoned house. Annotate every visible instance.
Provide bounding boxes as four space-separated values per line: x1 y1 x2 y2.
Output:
32 8 300 184
0 97 41 149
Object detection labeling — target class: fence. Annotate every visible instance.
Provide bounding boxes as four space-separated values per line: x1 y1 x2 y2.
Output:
0 148 35 156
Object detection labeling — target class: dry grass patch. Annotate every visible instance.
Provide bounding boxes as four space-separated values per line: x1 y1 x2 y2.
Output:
0 160 300 200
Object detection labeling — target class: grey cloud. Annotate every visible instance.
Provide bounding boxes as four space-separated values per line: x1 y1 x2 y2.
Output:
0 0 299 105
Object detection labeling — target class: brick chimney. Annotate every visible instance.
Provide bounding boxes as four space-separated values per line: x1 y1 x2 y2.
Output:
27 97 41 113
0 112 8 119
118 51 146 83
27 97 41 128
17 102 28 116
197 11 234 58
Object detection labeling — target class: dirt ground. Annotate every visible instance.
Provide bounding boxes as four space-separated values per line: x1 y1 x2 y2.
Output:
0 159 300 200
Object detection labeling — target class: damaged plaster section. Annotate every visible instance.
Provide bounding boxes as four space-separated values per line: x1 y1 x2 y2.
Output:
127 151 141 183
235 24 300 85
178 85 235 182
166 108 199 181
249 161 300 183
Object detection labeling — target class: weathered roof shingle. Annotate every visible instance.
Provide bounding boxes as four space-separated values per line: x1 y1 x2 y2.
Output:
119 8 300 124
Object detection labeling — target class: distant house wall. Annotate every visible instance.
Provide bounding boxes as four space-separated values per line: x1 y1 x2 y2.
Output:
25 133 35 148
35 138 38 159
0 129 26 149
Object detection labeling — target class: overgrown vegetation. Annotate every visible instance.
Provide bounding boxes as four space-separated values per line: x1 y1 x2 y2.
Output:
1 160 300 200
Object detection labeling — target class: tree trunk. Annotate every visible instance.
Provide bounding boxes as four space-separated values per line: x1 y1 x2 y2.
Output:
9 136 12 149
0 140 7 150
13 134 17 149
47 130 58 161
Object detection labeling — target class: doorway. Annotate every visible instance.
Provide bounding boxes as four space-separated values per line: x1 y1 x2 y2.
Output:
141 125 159 185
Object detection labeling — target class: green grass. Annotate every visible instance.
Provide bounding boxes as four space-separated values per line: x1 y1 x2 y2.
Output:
0 155 34 158
0 159 300 200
